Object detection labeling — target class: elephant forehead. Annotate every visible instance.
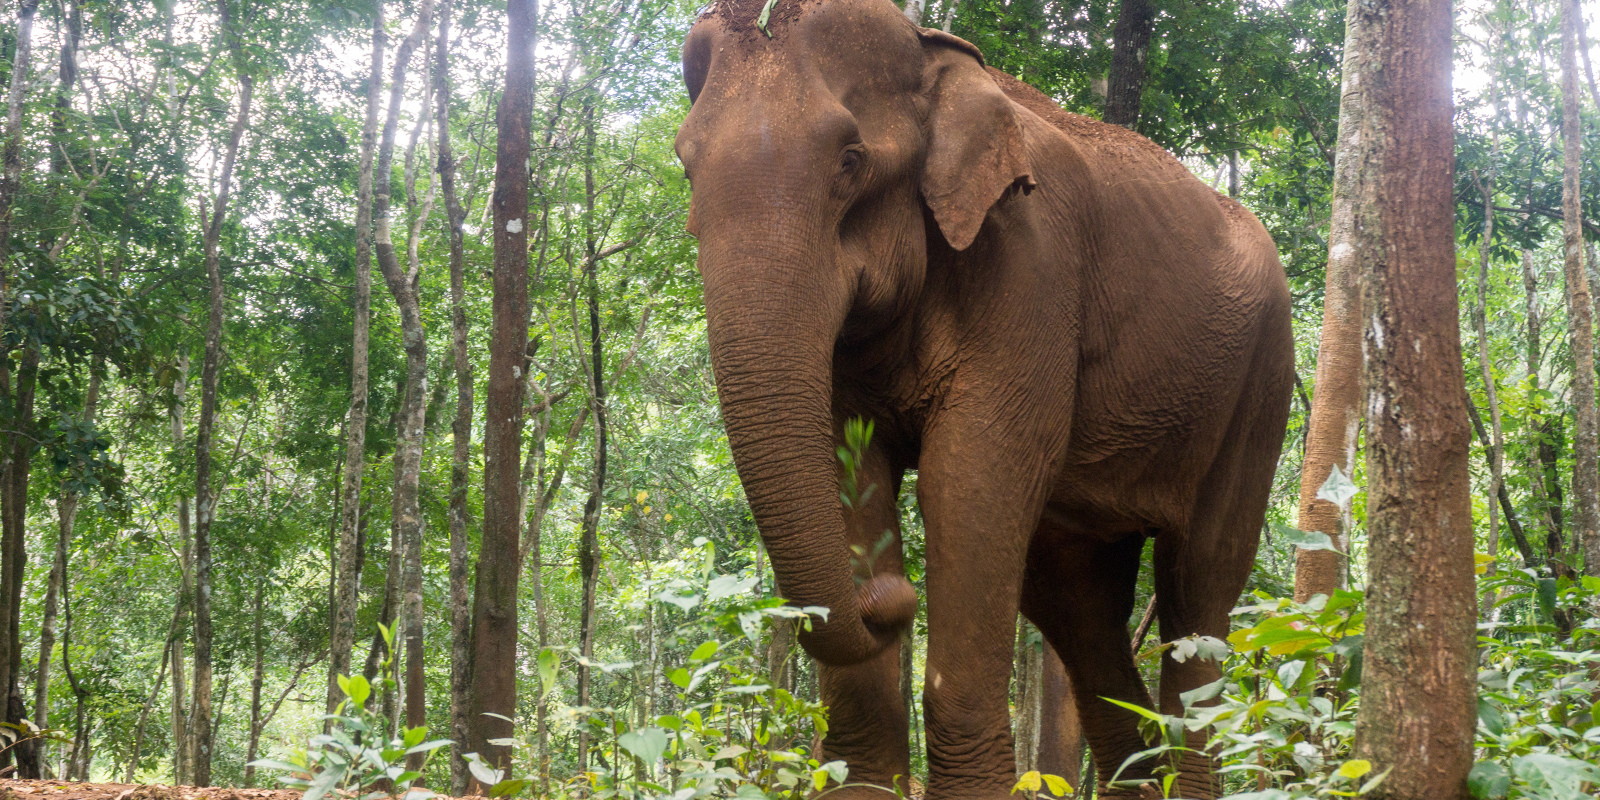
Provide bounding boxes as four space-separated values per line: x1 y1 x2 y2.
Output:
696 0 922 91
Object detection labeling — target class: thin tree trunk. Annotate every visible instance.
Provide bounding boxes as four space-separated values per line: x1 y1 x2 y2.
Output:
1560 0 1600 579
244 581 265 787
434 0 473 789
575 97 607 775
1474 117 1505 595
125 630 173 783
331 2 384 718
26 12 84 774
367 0 434 757
34 364 101 773
1348 0 1476 795
1292 0 1373 602
58 519 87 782
902 0 925 25
1466 399 1536 568
192 3 253 781
467 0 535 779
170 355 192 786
1522 251 1567 572
1102 0 1155 127
0 0 39 341
1012 621 1043 773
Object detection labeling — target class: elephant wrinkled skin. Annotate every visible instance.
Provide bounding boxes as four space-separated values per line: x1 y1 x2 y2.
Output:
673 0 1293 797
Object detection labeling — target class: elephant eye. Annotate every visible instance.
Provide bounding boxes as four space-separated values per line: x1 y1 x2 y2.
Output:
840 148 864 173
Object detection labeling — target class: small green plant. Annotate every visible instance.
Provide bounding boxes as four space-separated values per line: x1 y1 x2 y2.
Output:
568 537 867 800
250 624 451 800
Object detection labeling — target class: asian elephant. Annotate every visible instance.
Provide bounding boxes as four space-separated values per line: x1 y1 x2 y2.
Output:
673 0 1293 797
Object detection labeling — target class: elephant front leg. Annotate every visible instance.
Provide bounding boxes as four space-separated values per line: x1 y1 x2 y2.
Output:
917 429 1055 800
814 420 911 796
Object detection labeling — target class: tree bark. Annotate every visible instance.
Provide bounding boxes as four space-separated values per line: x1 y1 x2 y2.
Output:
1348 0 1476 795
244 581 265 787
170 354 193 786
1474 135 1505 591
467 0 534 779
1292 0 1373 602
192 2 254 782
1102 0 1155 128
575 97 608 775
1560 0 1600 579
902 0 925 26
433 0 474 789
368 0 435 756
0 346 36 773
0 0 38 341
330 2 385 718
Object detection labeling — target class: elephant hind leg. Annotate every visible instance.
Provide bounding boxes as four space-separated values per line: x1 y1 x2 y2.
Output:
1020 528 1156 799
1152 388 1286 799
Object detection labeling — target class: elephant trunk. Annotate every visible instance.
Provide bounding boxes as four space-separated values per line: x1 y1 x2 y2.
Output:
701 244 913 668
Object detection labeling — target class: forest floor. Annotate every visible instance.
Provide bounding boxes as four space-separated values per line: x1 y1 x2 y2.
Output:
0 780 306 800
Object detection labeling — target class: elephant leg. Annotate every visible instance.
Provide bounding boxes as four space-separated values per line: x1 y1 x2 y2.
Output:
1151 407 1279 799
1022 528 1157 799
817 421 910 796
917 443 1052 800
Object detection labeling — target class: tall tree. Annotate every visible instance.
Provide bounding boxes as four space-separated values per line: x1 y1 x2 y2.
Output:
1558 0 1599 579
1102 0 1156 127
368 0 434 752
467 0 535 778
330 1 385 716
432 0 474 789
1292 0 1372 602
193 0 255 784
1347 0 1477 795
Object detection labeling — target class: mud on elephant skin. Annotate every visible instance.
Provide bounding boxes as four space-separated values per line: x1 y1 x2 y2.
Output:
673 0 1294 797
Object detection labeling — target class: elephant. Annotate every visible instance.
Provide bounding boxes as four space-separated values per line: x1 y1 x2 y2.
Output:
673 0 1294 796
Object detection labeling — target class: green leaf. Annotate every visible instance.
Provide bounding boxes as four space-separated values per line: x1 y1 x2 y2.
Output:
340 674 371 708
668 667 691 689
618 727 670 764
1178 677 1225 708
1335 759 1372 780
538 648 560 700
706 574 757 600
1467 761 1509 800
488 779 530 799
689 640 720 663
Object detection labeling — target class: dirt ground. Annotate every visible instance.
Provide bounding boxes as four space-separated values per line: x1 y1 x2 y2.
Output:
0 780 308 800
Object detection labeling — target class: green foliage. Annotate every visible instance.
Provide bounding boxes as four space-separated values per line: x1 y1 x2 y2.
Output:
252 627 450 800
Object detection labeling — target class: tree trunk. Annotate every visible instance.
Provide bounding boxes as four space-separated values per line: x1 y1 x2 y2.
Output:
902 0 925 25
170 355 193 786
467 0 535 779
1560 0 1600 579
331 2 385 719
367 0 434 755
1293 0 1373 602
0 0 38 340
1474 122 1505 594
433 0 474 788
1012 621 1043 773
1035 648 1083 789
244 581 266 787
1348 0 1476 795
1102 0 1155 127
192 4 253 781
575 97 607 776
0 347 36 773
34 365 101 774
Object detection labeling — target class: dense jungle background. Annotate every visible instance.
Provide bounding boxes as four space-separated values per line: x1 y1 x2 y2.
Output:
0 0 1595 797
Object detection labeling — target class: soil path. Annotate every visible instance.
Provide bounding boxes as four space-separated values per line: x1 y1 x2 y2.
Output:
0 779 303 800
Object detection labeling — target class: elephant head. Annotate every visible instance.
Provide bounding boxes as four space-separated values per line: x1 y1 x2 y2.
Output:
674 0 1033 667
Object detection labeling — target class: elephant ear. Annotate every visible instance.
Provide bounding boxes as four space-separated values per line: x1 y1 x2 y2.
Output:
917 28 1034 252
